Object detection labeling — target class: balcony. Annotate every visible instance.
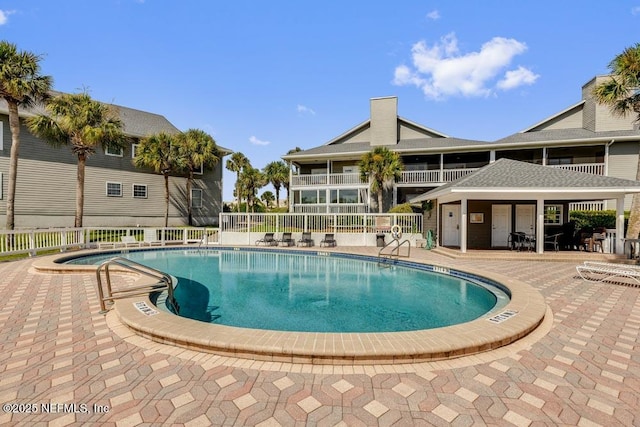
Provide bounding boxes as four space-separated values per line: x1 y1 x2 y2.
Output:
293 203 369 213
291 173 361 187
290 163 606 188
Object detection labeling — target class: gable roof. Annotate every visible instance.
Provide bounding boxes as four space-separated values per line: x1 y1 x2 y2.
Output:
410 158 640 203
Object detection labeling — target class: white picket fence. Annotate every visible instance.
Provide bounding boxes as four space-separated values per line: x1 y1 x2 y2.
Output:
0 227 220 257
219 213 424 247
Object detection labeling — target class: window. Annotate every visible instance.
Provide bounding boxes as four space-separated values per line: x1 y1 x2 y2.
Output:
301 190 317 204
132 184 148 199
330 189 360 204
131 143 140 159
0 172 3 199
0 121 3 151
191 188 203 208
194 164 204 175
544 204 563 224
105 145 123 157
106 182 122 197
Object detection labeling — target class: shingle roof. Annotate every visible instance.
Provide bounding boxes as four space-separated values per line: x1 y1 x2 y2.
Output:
495 128 640 145
285 137 489 159
0 96 179 138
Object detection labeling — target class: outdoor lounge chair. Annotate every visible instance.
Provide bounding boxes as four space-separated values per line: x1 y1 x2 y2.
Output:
143 228 163 246
277 232 295 247
297 232 314 247
120 235 142 248
320 233 337 247
576 262 640 285
255 233 277 246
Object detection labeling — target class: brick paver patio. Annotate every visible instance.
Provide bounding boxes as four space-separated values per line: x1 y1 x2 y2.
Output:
0 249 638 426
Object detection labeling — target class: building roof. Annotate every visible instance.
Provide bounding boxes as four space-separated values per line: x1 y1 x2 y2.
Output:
0 95 180 138
494 128 640 145
410 158 640 203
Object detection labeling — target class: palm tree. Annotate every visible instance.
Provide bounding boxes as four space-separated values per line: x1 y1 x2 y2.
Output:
133 132 181 227
0 41 53 230
593 43 640 238
359 146 404 213
238 167 266 213
173 128 220 226
225 152 250 212
27 92 127 227
263 161 289 208
260 190 275 210
284 146 301 209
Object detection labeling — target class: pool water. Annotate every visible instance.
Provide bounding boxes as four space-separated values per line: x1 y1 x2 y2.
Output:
67 248 508 333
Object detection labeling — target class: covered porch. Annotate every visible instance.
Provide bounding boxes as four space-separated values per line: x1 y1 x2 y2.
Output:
410 159 640 254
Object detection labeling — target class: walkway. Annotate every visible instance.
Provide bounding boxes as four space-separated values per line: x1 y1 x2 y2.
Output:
0 248 639 426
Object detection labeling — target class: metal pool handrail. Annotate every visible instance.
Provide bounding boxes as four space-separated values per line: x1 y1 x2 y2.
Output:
95 256 179 314
378 238 411 265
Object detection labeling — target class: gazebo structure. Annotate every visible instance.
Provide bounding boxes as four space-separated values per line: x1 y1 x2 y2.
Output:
410 159 640 254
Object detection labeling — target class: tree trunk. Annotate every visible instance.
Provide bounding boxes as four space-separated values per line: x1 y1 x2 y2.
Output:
236 172 241 212
377 189 384 213
275 185 280 208
75 153 86 228
626 144 640 238
6 101 20 230
163 173 169 227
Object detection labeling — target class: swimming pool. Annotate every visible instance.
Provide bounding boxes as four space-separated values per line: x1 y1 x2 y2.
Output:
66 248 509 333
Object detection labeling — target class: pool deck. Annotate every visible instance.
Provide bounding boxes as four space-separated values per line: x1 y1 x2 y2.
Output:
1 246 639 425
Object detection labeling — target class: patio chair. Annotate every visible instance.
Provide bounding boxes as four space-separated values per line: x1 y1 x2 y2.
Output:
297 232 314 247
277 232 295 247
508 232 527 251
544 233 562 252
320 233 337 247
576 262 640 285
120 235 142 248
143 228 163 246
255 233 277 246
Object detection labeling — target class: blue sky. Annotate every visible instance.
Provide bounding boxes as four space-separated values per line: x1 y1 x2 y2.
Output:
1 1 639 202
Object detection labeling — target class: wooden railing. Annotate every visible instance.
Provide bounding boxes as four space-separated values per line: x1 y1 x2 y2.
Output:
548 163 605 175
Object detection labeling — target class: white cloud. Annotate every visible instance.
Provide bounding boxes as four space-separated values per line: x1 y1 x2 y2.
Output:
249 136 270 146
297 104 316 115
632 6 640 15
426 10 440 20
497 66 539 90
0 10 15 25
392 32 538 99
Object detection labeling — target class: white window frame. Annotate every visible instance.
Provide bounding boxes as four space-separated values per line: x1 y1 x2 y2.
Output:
194 164 204 175
191 188 203 208
0 121 3 151
106 181 123 197
0 172 3 199
543 204 563 225
105 146 124 157
131 143 140 159
132 184 148 199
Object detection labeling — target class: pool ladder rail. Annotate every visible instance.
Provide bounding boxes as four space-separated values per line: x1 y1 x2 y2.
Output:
95 256 179 314
377 238 411 267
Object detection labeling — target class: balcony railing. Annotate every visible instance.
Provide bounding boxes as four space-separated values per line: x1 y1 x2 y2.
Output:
291 163 606 187
548 163 605 175
293 204 369 214
291 173 362 187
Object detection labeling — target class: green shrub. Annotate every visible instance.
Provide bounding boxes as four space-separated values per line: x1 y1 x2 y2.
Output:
569 210 629 230
388 203 415 214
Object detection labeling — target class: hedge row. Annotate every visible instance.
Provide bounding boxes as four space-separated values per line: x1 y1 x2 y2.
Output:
569 210 629 230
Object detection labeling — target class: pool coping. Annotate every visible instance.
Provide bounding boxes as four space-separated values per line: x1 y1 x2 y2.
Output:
33 247 548 365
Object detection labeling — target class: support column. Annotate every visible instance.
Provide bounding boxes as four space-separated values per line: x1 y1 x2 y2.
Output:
616 196 625 254
542 147 547 166
536 198 545 254
461 198 468 253
439 154 444 182
489 150 496 163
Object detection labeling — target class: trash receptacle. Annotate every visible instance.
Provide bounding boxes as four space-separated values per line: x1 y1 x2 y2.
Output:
376 233 386 247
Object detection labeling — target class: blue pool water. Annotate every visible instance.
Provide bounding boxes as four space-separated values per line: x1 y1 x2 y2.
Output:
66 248 509 333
